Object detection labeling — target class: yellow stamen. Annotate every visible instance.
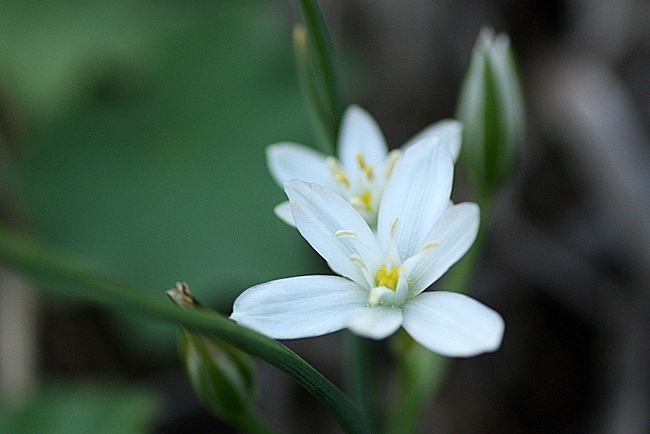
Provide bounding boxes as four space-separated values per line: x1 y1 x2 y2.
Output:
419 240 439 253
355 152 374 181
326 157 350 189
389 217 399 238
335 230 358 238
384 150 401 179
374 265 400 291
349 254 365 267
335 172 350 187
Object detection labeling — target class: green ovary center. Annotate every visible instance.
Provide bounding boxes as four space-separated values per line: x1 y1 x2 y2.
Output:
374 265 400 291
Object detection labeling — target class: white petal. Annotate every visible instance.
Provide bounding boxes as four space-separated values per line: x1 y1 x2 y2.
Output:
267 143 338 191
230 275 366 339
273 201 296 226
402 292 504 357
377 137 454 260
404 119 462 162
285 180 382 285
338 105 388 174
347 306 403 340
403 202 480 294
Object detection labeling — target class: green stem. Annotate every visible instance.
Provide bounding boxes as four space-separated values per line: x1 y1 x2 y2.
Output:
293 25 334 154
294 4 363 426
0 225 371 434
385 195 495 433
296 0 344 152
440 192 493 295
385 336 451 434
344 333 382 432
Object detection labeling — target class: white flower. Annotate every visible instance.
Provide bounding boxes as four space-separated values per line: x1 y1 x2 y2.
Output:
267 105 461 228
231 137 504 357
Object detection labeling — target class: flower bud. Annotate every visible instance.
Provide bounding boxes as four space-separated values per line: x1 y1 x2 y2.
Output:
456 28 525 195
167 283 255 421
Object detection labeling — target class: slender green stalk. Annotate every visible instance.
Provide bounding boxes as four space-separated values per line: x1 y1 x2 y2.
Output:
295 0 344 152
442 192 494 295
0 225 371 434
386 333 451 434
293 25 334 154
294 2 380 428
344 333 382 432
385 197 495 433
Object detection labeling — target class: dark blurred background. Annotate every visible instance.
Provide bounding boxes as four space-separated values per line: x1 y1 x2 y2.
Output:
1 0 649 433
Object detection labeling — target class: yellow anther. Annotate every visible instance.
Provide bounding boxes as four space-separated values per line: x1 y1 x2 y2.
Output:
355 152 367 168
374 265 400 291
364 165 374 180
389 217 399 238
335 230 358 238
335 172 350 188
326 157 350 189
355 152 375 181
384 150 401 179
349 254 365 267
419 240 440 253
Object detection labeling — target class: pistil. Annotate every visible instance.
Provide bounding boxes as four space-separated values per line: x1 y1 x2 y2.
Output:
374 265 400 291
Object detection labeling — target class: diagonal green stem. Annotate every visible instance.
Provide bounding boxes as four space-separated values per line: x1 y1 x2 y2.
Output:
0 225 371 434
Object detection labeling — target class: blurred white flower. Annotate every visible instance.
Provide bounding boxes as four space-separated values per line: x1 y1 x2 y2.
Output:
267 105 461 228
232 138 503 357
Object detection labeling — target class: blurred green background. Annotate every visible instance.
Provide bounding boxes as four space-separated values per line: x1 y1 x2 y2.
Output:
5 0 322 351
0 1 327 429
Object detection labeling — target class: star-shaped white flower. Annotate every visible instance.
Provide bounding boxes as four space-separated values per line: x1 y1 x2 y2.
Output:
231 137 504 357
267 105 461 228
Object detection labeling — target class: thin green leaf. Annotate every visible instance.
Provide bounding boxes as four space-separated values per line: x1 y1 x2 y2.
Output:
293 25 335 153
295 0 344 152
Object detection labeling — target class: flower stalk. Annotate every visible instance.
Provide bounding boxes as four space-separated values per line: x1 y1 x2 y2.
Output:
294 0 345 153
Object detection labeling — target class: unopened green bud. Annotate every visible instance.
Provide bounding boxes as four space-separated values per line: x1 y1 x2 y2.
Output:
167 283 255 422
456 28 525 196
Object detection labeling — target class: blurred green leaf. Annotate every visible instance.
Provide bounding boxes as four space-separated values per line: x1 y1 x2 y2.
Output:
7 2 323 356
0 0 177 130
0 381 160 434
